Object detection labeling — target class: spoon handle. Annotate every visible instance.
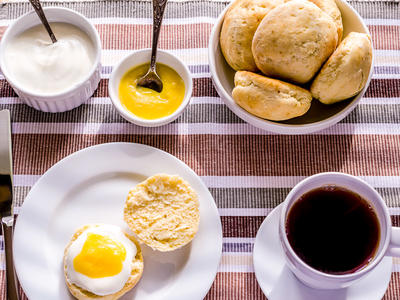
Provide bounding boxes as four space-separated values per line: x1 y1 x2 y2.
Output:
150 0 168 72
28 0 57 43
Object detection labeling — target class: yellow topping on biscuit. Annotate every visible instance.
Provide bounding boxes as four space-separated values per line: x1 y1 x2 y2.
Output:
73 233 126 278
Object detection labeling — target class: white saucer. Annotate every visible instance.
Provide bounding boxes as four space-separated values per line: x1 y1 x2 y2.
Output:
253 205 393 300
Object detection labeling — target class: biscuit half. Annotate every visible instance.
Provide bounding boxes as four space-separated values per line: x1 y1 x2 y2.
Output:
252 0 338 84
64 224 144 300
220 0 284 71
232 71 312 121
124 174 200 252
311 32 373 104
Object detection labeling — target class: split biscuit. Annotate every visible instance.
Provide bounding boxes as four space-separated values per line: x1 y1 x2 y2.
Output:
307 0 343 43
63 224 144 300
232 71 312 121
124 174 200 252
252 0 338 84
311 32 373 104
220 0 284 71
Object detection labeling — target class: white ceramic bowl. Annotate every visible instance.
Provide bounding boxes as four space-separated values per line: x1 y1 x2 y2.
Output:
0 7 101 113
208 0 374 134
108 49 193 127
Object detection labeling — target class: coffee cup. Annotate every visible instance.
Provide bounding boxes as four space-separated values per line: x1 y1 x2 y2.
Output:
279 172 400 289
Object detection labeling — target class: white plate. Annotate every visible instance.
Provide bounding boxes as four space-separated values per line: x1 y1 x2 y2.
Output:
253 205 392 300
13 143 222 300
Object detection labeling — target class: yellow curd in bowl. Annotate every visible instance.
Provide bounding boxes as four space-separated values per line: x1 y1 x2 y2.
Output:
118 63 185 120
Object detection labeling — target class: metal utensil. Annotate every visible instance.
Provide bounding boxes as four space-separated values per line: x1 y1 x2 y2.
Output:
137 0 168 93
28 0 57 43
0 110 19 300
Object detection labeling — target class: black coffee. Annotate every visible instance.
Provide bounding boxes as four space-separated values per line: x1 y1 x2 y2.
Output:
285 185 380 275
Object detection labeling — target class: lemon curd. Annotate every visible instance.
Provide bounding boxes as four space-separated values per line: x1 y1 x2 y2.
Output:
119 63 185 120
73 233 126 278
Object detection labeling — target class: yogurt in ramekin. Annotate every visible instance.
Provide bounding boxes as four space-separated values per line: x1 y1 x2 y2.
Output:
0 7 101 112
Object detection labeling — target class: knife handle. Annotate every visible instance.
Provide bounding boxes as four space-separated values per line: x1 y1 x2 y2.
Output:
2 217 19 300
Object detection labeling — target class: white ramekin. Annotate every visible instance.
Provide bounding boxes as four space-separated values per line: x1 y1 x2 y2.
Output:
0 7 102 113
108 48 193 127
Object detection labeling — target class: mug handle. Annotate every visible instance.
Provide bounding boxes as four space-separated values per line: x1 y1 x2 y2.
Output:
386 227 400 257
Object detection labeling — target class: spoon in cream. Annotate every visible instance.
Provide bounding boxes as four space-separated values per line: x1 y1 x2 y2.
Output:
28 0 57 43
137 0 168 93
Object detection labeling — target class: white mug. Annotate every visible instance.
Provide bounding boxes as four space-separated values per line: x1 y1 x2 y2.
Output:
279 172 400 289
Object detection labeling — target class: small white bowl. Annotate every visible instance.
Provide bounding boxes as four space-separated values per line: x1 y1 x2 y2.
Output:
0 7 101 113
208 0 374 134
108 49 193 127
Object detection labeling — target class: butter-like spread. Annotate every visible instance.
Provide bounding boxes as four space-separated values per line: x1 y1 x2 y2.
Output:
4 22 95 95
118 63 185 120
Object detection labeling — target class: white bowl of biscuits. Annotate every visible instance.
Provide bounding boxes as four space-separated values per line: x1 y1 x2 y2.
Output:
209 0 373 134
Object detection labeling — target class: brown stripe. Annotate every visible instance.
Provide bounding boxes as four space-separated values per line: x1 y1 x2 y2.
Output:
221 216 264 238
391 215 400 227
11 271 400 299
95 23 212 50
11 134 400 176
368 25 400 51
205 272 400 300
383 273 400 300
205 272 267 300
1 78 399 99
1 24 399 51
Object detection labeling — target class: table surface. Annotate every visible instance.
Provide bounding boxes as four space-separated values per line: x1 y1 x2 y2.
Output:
1 0 400 299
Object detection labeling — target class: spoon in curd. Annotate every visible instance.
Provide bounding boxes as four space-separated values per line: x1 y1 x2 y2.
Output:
137 0 168 93
28 0 57 43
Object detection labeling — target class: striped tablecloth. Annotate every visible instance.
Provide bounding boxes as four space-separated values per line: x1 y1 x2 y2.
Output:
1 0 400 299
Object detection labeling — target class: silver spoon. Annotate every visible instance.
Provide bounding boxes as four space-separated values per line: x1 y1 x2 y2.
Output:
28 0 57 43
137 0 168 93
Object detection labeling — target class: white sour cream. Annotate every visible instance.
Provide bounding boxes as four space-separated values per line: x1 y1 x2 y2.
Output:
4 22 95 95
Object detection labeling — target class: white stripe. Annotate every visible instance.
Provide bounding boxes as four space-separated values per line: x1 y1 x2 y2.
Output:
364 19 400 26
9 122 400 135
219 207 400 216
0 97 222 105
360 97 400 105
191 97 222 104
223 237 255 244
1 96 398 106
1 17 399 27
13 175 40 186
13 174 400 189
219 208 273 216
393 264 400 273
373 73 400 79
99 71 210 79
218 264 254 273
12 205 400 217
202 176 400 188
0 48 397 69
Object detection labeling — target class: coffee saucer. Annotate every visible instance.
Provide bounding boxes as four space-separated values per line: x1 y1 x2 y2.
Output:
253 205 393 300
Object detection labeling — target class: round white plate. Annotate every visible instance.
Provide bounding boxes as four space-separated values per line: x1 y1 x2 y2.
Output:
253 205 392 300
14 143 222 300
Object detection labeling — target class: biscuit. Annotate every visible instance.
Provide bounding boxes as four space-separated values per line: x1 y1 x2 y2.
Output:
252 0 338 84
311 32 373 104
307 0 343 43
64 224 144 300
124 174 200 252
220 0 284 71
232 71 312 121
